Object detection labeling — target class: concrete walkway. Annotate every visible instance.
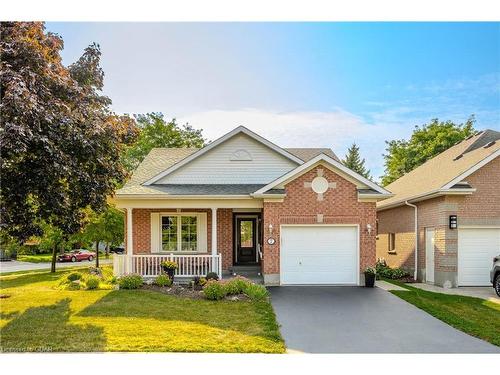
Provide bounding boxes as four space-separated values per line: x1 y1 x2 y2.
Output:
410 283 500 304
269 286 500 353
0 258 112 274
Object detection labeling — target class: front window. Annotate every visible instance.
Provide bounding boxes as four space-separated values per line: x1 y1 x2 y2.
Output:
162 215 198 252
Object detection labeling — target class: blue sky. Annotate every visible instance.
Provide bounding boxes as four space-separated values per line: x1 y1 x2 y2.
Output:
46 22 500 179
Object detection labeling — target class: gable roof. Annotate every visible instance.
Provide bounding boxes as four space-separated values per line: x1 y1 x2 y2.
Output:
116 137 339 197
253 153 392 197
143 126 304 185
378 129 500 210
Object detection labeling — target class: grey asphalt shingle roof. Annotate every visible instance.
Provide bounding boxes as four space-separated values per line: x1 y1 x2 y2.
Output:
116 146 337 196
378 129 500 209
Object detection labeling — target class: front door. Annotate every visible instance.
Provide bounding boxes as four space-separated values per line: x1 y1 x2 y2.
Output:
236 217 257 264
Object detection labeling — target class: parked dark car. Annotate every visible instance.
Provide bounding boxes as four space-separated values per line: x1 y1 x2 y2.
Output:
58 249 95 263
491 255 500 297
109 246 125 254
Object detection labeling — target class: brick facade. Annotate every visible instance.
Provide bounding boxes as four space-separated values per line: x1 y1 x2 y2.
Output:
262 165 377 282
125 164 378 282
376 156 500 287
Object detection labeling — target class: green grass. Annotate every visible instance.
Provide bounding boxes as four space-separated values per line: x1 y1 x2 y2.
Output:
0 268 284 353
16 254 54 263
384 279 500 347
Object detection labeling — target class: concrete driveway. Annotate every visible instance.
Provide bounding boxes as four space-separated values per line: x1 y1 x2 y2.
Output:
269 286 500 353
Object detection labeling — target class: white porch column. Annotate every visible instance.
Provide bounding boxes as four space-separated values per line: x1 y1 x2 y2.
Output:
211 207 217 255
126 208 133 255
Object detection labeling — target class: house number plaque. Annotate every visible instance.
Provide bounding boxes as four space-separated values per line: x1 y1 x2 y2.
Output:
267 237 276 245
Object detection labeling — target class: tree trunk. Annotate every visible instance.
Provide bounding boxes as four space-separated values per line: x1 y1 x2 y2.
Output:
50 242 58 273
105 242 109 258
95 240 100 268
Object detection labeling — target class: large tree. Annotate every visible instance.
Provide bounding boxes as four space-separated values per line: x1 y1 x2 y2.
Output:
122 113 206 171
381 117 476 186
342 143 372 180
0 22 138 271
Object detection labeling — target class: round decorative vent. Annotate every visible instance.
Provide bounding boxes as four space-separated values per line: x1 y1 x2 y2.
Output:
311 176 329 194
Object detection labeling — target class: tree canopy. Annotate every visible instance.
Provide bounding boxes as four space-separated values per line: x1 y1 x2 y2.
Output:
0 22 138 242
122 113 206 172
342 143 372 180
381 117 476 186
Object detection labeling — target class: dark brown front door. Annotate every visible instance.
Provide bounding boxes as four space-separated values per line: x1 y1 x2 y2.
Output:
236 217 257 264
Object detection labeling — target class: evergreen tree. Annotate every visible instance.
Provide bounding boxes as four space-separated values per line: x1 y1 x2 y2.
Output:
342 143 372 180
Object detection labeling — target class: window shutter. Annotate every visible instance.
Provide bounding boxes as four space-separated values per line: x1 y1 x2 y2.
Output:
150 213 160 253
197 213 207 252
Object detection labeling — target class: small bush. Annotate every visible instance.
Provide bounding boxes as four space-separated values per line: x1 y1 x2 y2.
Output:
224 276 251 295
243 283 269 301
85 275 100 290
118 274 144 289
193 276 207 287
203 280 227 300
154 274 172 287
375 260 409 280
67 272 83 282
66 282 81 291
205 272 219 281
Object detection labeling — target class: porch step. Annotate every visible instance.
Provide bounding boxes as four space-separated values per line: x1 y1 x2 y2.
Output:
227 265 263 284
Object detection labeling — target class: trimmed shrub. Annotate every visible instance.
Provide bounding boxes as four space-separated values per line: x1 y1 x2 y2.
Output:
154 274 172 287
203 280 227 300
375 260 410 280
224 276 251 295
118 274 144 289
243 283 269 301
205 272 219 281
67 272 83 282
85 275 100 290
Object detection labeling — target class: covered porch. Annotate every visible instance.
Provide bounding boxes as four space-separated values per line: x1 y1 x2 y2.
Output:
113 198 264 279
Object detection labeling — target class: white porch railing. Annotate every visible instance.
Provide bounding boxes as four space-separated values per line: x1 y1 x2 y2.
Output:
113 253 222 279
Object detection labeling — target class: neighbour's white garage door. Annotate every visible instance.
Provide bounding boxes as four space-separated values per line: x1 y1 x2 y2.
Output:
280 225 358 285
458 227 500 286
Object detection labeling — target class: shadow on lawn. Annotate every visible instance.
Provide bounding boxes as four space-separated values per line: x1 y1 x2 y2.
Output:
0 270 66 290
78 290 281 342
0 298 106 352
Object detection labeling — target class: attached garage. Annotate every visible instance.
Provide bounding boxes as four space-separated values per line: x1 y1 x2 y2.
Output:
458 227 500 286
280 225 359 285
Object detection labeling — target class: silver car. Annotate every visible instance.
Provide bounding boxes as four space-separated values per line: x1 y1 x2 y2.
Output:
491 255 500 297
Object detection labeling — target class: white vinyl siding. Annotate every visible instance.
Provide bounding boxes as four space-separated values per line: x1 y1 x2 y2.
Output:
156 133 298 184
458 227 500 286
280 225 359 285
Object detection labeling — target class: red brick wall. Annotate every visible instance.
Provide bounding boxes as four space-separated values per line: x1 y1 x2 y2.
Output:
217 208 233 270
262 165 377 276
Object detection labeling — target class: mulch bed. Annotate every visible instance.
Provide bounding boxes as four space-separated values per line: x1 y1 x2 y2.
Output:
142 284 250 301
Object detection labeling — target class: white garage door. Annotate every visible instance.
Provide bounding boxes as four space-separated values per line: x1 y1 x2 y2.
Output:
280 225 358 285
458 228 500 286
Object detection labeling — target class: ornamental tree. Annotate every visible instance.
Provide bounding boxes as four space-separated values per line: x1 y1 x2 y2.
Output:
0 22 138 270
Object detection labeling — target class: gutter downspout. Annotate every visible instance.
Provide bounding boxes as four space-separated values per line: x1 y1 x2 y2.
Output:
405 201 418 281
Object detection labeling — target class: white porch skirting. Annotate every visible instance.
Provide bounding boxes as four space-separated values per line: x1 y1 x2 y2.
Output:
113 254 222 279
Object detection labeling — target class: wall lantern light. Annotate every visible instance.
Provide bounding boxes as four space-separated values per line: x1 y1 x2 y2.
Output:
449 215 458 229
268 223 273 235
367 223 373 235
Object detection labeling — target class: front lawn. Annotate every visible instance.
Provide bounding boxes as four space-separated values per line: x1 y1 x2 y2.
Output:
386 279 500 347
0 268 284 353
16 254 54 263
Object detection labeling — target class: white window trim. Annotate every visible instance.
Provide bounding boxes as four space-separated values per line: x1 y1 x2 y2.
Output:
159 212 208 253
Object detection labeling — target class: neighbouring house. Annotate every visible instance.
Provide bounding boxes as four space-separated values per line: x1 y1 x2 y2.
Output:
376 129 500 288
113 126 392 285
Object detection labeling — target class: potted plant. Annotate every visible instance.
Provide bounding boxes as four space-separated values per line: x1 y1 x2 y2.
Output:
364 267 376 287
161 260 178 280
